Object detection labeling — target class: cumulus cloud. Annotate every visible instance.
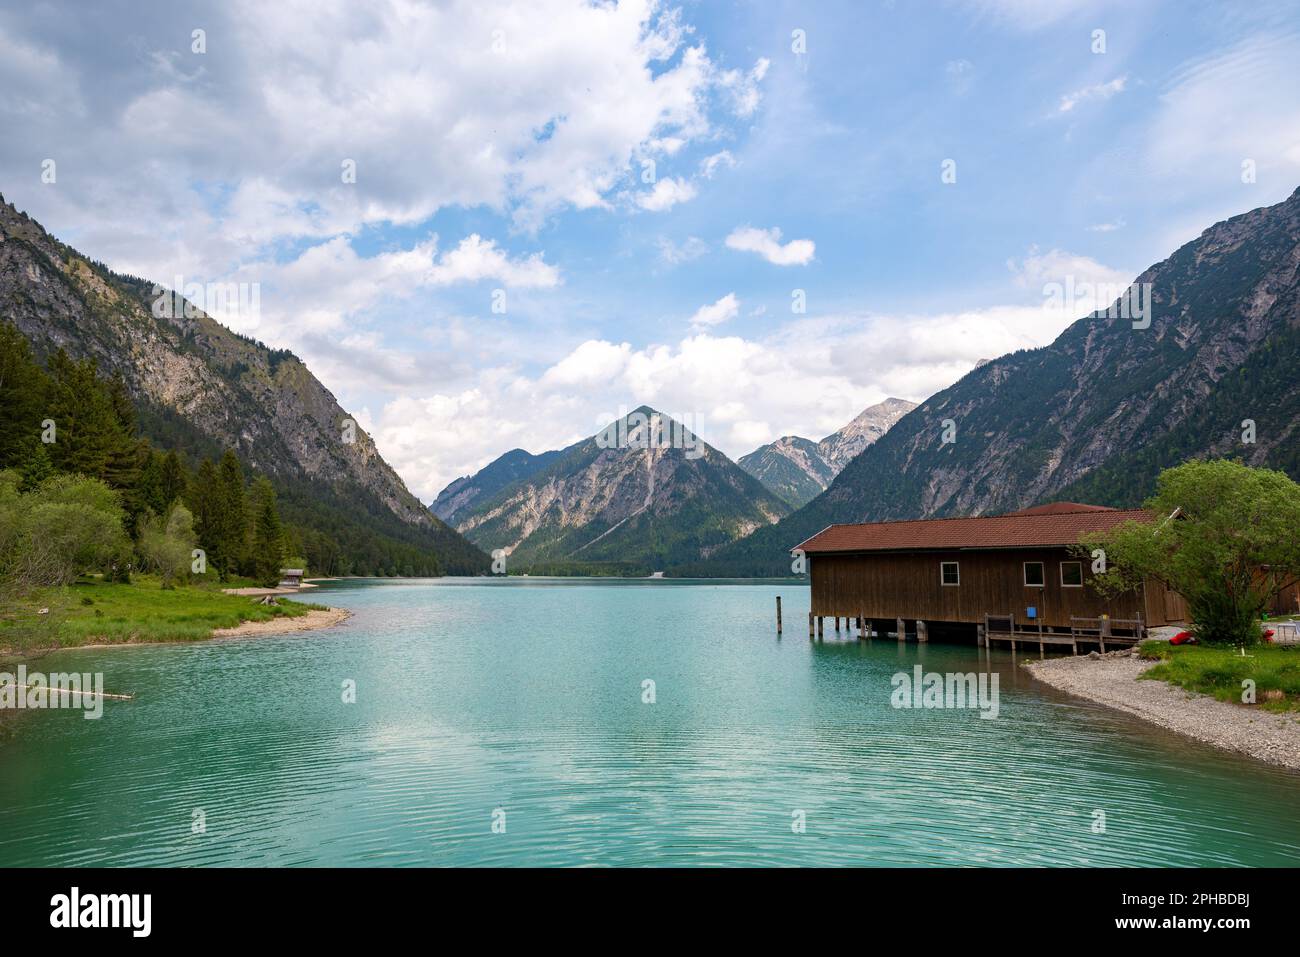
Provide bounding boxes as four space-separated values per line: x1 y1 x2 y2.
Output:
636 177 698 211
688 293 739 328
724 226 816 266
212 234 558 338
0 0 769 278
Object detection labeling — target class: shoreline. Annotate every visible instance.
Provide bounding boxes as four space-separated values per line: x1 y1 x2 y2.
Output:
1025 653 1300 771
3 605 352 657
210 607 351 639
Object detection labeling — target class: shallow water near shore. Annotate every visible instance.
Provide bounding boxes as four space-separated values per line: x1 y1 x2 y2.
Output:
1 577 1297 867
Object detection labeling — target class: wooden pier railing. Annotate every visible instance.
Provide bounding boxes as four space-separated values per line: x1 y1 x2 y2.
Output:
982 613 1146 654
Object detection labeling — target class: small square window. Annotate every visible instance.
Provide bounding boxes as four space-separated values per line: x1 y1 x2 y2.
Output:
941 561 960 586
1024 561 1045 587
1060 561 1083 587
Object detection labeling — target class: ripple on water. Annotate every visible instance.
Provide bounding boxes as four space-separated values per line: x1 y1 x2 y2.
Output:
1 579 1298 866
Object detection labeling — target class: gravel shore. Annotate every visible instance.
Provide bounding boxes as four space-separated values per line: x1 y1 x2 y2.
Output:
1025 653 1300 771
211 607 351 639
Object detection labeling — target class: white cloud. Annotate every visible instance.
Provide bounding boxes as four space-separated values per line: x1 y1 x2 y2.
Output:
636 176 698 211
1057 75 1127 113
688 293 739 328
1146 32 1300 189
215 233 558 337
1006 247 1135 312
1086 219 1126 232
699 150 736 178
0 0 769 278
714 57 770 117
724 225 816 266
657 236 709 265
427 235 561 288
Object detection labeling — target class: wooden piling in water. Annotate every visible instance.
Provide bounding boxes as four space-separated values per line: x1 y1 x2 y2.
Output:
896 616 905 641
776 596 782 633
808 611 814 640
916 619 928 643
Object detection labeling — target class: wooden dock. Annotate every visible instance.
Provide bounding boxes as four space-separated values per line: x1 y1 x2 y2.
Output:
982 613 1145 654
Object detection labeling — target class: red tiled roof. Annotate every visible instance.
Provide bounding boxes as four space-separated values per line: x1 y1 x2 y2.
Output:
1002 501 1118 516
794 506 1152 554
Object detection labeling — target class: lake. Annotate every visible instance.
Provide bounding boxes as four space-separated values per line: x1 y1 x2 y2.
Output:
2 578 1298 866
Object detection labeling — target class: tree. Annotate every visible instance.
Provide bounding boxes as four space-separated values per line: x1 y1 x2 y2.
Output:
216 450 248 577
187 458 223 574
249 477 286 586
0 322 50 471
137 503 198 588
1081 459 1300 646
0 471 130 587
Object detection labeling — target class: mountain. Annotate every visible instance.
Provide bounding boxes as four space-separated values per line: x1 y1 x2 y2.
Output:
430 447 565 523
449 407 790 574
706 187 1300 575
0 194 488 575
737 398 917 506
737 435 834 508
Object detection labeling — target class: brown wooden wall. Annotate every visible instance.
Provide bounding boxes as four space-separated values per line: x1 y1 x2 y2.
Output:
1270 581 1300 617
809 548 1176 628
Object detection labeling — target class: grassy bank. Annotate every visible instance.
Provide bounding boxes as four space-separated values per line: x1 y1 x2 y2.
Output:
1 575 326 653
1138 640 1300 712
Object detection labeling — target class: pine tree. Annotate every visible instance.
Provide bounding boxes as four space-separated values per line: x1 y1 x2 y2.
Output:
188 458 223 576
0 322 51 471
250 477 286 585
216 450 248 578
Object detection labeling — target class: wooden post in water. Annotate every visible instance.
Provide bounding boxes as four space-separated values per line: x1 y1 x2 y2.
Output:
776 596 782 633
835 617 841 634
896 616 906 642
916 619 928 643
977 624 986 647
808 612 814 640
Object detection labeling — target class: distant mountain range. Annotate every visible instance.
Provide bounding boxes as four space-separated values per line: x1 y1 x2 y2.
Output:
737 398 917 506
0 193 487 575
433 407 789 574
702 186 1300 576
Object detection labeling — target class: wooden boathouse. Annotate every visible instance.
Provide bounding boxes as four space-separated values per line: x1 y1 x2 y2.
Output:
793 502 1189 651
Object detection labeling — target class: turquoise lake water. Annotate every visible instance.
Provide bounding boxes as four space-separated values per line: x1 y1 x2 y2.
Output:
1 578 1298 866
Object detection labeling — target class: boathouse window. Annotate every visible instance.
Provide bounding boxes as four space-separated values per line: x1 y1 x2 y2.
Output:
1023 561 1045 587
1060 561 1084 587
940 561 960 586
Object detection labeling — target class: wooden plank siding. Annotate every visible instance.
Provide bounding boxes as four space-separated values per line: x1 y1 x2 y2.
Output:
809 547 1172 629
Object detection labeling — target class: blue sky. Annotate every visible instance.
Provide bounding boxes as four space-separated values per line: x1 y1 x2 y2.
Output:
2 0 1298 500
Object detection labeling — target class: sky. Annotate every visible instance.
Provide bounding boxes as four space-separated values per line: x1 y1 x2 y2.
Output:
2 0 1299 502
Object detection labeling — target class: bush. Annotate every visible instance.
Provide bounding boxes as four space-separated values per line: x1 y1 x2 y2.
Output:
1083 460 1300 646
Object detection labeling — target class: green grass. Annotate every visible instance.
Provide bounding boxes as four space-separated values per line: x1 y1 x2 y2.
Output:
1137 640 1300 712
0 575 327 651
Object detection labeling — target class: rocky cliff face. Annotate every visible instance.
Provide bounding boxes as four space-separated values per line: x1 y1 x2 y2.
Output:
0 194 485 570
714 187 1300 574
738 398 917 506
452 407 790 571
